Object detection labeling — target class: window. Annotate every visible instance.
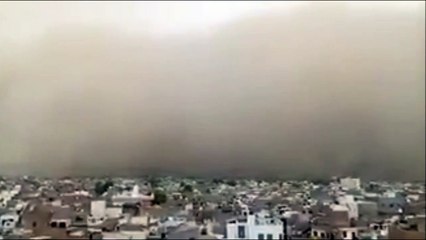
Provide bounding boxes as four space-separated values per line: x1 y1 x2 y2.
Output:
59 222 66 228
351 232 356 239
258 233 265 240
238 226 245 239
320 232 325 238
279 233 283 240
342 231 347 238
51 222 57 228
313 231 318 237
32 221 37 228
267 234 273 240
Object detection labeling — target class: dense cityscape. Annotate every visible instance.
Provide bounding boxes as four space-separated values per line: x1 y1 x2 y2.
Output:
0 1 424 240
0 176 424 239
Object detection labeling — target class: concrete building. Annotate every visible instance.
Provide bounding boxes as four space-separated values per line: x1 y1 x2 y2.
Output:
226 209 284 240
388 216 425 239
337 195 359 220
89 200 107 226
0 211 19 232
357 200 378 220
310 226 360 240
337 227 359 240
159 216 186 229
111 185 154 207
339 178 361 191
378 191 407 215
0 185 21 208
91 200 107 220
49 206 73 229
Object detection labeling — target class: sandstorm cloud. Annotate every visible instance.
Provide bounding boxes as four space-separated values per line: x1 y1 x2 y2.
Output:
0 2 424 180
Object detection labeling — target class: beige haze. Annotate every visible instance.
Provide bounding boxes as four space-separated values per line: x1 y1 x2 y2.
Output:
0 2 424 180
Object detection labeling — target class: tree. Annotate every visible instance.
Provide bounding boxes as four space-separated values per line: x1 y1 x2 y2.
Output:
152 189 167 205
226 180 237 187
147 176 160 189
181 184 193 193
95 180 113 196
196 179 205 185
311 178 329 186
212 178 223 184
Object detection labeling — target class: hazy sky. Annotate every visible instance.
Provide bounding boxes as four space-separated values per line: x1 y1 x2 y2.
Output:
0 1 424 180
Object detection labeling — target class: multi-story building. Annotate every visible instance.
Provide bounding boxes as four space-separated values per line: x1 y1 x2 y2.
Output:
226 208 284 240
339 177 361 191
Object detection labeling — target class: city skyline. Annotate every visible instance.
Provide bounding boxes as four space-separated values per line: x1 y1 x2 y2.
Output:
0 2 425 180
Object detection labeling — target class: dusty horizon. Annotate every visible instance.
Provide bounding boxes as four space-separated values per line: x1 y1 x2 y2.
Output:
0 2 424 180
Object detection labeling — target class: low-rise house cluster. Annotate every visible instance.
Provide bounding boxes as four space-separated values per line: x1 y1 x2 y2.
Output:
0 176 424 239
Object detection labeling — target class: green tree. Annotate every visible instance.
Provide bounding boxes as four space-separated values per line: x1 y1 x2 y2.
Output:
212 178 223 184
311 178 329 186
152 189 167 205
181 184 193 193
95 180 113 196
148 177 160 188
226 180 237 187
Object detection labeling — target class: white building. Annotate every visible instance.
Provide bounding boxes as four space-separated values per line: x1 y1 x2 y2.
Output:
338 227 359 240
0 185 21 208
0 212 19 231
91 200 106 220
226 209 284 240
102 230 149 240
89 200 123 225
111 185 154 206
160 216 186 229
337 195 359 220
339 177 361 190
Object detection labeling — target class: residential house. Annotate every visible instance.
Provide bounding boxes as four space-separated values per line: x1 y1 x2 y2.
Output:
0 210 19 233
378 192 407 215
388 216 425 239
357 201 378 221
111 185 154 207
337 195 359 221
226 208 284 240
339 178 361 191
49 206 73 229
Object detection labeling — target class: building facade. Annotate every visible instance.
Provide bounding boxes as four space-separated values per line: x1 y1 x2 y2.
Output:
226 209 284 240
